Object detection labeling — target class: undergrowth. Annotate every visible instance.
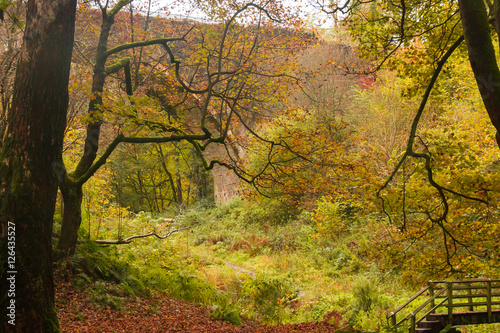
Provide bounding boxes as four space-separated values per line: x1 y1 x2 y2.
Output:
55 196 413 330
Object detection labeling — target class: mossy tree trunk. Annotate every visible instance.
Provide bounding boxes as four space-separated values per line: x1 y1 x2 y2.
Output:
0 0 77 331
55 2 187 255
56 10 115 256
56 181 83 258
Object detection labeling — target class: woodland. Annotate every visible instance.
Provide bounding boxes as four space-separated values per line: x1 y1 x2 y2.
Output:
1 0 500 332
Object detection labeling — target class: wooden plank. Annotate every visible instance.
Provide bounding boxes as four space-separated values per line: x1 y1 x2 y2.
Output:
467 282 474 311
389 279 500 330
395 288 448 326
488 281 492 323
426 309 500 326
429 282 435 309
416 298 448 326
448 301 488 308
448 282 453 323
452 286 487 291
451 293 500 299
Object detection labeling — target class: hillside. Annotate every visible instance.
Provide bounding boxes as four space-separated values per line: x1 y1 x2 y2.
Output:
56 279 348 333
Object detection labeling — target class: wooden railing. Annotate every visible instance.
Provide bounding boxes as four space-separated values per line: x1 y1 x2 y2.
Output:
387 279 500 332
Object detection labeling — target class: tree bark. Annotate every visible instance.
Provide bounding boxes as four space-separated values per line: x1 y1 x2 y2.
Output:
459 0 500 146
0 0 77 331
56 181 83 257
156 144 178 205
57 12 115 255
57 3 138 254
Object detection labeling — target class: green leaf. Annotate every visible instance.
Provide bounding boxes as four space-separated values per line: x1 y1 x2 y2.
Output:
0 0 11 10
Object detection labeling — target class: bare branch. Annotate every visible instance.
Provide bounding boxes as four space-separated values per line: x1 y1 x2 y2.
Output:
377 35 491 266
104 37 187 59
74 131 212 186
94 223 198 245
108 0 132 18
378 35 464 194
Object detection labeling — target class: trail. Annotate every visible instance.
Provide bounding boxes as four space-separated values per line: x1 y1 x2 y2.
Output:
224 261 256 278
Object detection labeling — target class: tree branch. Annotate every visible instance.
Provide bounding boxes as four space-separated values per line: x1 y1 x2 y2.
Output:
376 35 491 266
378 35 464 194
94 223 199 245
108 0 132 18
75 131 213 186
104 37 187 59
105 57 130 75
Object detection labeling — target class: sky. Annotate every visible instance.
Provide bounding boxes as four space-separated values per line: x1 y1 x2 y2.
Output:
145 0 333 29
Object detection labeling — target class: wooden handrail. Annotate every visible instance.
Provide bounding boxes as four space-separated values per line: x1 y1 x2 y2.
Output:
388 287 429 320
395 287 448 327
389 279 500 332
415 298 448 326
429 279 500 284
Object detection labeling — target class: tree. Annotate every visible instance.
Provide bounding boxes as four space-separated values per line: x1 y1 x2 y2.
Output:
324 0 500 274
55 0 309 255
241 35 375 211
0 5 22 139
0 0 77 331
107 143 211 212
333 0 500 139
459 0 500 144
325 0 500 151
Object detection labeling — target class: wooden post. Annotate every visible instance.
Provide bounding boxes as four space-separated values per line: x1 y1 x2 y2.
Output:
410 313 416 333
467 282 473 311
487 279 492 323
429 281 435 310
447 282 453 324
390 312 396 328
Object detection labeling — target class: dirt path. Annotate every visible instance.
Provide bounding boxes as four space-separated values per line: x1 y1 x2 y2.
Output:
224 261 256 278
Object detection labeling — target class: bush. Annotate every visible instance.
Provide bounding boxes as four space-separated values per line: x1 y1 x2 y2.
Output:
163 269 243 325
241 274 298 325
352 276 380 312
313 196 360 241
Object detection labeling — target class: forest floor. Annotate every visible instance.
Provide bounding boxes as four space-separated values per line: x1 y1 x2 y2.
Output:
55 279 349 333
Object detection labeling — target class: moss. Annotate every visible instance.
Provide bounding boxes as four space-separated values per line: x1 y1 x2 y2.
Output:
105 57 130 75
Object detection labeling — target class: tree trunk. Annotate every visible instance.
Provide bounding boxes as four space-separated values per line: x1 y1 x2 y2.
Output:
156 144 178 206
0 0 77 331
57 13 114 255
176 174 183 205
56 182 83 257
175 152 183 204
459 0 500 146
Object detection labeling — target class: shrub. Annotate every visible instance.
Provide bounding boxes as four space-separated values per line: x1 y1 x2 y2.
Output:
164 270 223 304
352 276 380 313
89 281 125 311
210 304 242 325
313 196 360 241
241 274 298 325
